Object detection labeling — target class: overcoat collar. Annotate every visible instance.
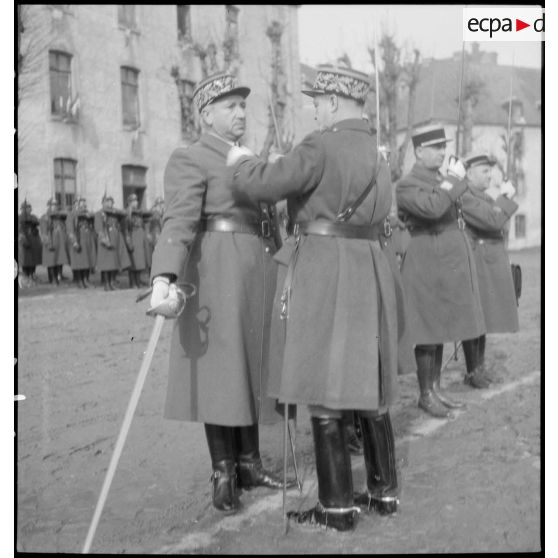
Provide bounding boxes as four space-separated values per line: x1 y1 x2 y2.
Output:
199 132 235 158
411 162 444 184
329 118 373 134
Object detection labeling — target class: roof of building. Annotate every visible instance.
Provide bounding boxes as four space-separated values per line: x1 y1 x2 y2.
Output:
398 54 541 129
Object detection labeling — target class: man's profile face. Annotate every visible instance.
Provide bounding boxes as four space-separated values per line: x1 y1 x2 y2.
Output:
203 94 246 142
103 198 114 210
416 143 446 170
467 164 492 190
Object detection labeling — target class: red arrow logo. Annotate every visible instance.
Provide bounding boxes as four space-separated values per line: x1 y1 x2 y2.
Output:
516 18 530 31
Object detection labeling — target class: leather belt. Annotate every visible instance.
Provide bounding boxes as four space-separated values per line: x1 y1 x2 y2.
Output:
294 221 381 241
471 236 503 244
199 217 271 238
408 221 460 236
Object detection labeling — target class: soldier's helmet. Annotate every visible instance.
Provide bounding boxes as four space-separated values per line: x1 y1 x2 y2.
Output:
20 200 32 212
127 193 138 205
47 198 58 210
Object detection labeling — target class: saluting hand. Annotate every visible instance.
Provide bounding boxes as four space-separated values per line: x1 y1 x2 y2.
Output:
226 145 254 166
447 158 466 180
500 180 516 199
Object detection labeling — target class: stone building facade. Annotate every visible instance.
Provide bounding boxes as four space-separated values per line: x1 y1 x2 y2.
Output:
17 4 301 213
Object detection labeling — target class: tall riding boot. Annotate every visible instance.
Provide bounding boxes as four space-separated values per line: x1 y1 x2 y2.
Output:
101 271 108 291
343 411 363 455
47 267 53 284
128 270 135 289
477 334 499 383
432 345 465 409
415 345 451 418
204 424 239 513
354 412 399 515
287 416 360 531
235 424 295 490
108 271 117 290
80 269 88 288
134 271 142 288
72 269 80 288
463 337 490 389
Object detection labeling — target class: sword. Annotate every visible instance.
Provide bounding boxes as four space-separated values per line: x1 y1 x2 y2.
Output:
455 42 466 157
504 52 515 181
82 285 189 553
82 314 165 554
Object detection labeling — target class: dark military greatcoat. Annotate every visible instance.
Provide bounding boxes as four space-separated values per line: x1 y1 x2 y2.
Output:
18 211 42 267
39 212 69 268
231 119 399 412
461 184 519 333
396 163 486 345
94 209 131 272
150 133 279 426
67 209 96 270
125 211 150 271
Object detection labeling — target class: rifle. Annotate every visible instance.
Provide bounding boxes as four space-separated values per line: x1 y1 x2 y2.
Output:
455 42 466 158
504 53 515 181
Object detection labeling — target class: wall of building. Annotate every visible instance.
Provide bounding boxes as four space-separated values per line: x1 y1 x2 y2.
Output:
17 5 300 214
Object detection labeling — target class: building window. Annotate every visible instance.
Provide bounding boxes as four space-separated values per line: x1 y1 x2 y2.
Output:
49 51 72 116
122 165 147 208
226 5 239 25
121 66 140 128
118 5 137 29
514 214 526 239
54 158 77 210
177 5 191 42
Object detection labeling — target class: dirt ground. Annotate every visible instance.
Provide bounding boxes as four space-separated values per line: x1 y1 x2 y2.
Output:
16 248 541 554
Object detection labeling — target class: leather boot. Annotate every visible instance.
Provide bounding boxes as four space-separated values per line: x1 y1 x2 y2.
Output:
463 338 490 389
128 270 135 289
73 269 81 288
204 424 239 513
80 270 88 288
235 424 295 490
287 416 360 531
415 345 452 418
343 411 363 455
432 345 465 409
54 267 60 286
354 412 399 515
108 271 116 290
47 267 53 284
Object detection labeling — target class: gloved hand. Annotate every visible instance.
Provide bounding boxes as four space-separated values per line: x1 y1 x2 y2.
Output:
500 180 516 199
73 242 81 252
226 145 254 166
447 157 466 180
268 152 284 163
150 277 170 309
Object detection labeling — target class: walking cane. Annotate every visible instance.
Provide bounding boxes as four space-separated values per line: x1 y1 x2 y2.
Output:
82 284 191 554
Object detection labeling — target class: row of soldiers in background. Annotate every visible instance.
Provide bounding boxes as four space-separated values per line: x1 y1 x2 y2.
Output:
17 195 166 291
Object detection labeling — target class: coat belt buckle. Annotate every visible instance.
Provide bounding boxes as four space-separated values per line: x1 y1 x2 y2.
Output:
383 219 393 238
261 220 271 238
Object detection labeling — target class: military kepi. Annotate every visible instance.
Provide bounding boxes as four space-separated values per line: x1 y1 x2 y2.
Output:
302 64 371 103
411 125 452 148
463 153 496 169
193 72 251 113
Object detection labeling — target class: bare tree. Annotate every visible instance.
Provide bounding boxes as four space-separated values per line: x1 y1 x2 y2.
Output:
368 34 421 181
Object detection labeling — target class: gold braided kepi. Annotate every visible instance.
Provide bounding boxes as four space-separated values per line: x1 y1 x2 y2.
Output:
193 72 251 112
302 64 371 102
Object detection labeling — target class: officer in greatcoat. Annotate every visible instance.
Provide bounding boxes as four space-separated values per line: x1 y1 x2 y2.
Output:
396 126 486 418
460 153 519 383
39 198 69 285
124 193 150 288
148 72 292 515
227 65 401 531
18 201 42 287
67 197 96 288
145 196 164 273
94 195 131 291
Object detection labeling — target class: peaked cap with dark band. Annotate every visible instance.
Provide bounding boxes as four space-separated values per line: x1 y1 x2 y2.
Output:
464 153 496 169
411 125 453 148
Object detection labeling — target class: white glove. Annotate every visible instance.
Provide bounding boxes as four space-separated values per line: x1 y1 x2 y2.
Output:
500 180 516 199
268 152 284 163
150 278 170 309
447 158 466 180
226 145 254 166
439 180 454 191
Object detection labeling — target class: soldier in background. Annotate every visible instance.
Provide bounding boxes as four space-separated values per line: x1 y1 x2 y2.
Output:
94 195 130 291
124 193 150 288
460 153 520 384
18 201 42 288
39 198 69 286
396 126 486 418
67 197 96 288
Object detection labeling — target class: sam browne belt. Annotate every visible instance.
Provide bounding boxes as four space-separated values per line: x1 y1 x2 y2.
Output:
294 221 381 241
199 217 272 238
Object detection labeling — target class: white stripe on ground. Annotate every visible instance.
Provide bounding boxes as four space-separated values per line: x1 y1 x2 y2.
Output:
156 369 541 555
